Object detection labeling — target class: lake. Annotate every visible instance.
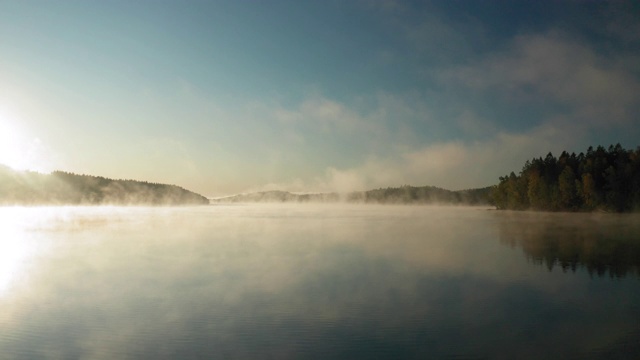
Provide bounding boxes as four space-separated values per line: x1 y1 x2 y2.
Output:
0 205 638 359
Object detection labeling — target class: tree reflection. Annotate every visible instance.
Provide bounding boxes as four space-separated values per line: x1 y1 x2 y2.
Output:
498 214 640 278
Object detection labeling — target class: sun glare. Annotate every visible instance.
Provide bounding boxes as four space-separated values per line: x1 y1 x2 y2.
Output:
0 209 34 296
0 113 46 172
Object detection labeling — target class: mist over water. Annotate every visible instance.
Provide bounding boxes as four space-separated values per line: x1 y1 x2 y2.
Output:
0 205 638 359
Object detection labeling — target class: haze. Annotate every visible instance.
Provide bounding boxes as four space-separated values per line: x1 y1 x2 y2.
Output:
2 205 639 358
1 1 639 196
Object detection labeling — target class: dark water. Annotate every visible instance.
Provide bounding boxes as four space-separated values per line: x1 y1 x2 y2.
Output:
0 205 638 359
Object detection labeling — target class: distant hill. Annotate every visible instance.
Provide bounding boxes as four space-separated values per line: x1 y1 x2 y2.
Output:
349 185 491 205
212 190 340 203
212 185 492 205
0 166 209 205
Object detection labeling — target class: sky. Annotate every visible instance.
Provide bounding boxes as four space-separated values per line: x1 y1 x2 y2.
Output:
1 0 639 197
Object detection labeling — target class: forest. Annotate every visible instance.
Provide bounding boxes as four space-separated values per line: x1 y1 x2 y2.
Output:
348 185 491 204
0 166 209 205
490 144 640 212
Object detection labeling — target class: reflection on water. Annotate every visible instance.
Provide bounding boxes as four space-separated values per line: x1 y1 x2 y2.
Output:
0 205 639 359
0 211 30 295
498 211 640 278
0 207 57 296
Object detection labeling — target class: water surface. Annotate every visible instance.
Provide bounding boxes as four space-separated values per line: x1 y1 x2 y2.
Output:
0 205 638 359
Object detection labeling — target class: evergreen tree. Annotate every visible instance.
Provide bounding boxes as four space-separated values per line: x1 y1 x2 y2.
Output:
490 144 640 212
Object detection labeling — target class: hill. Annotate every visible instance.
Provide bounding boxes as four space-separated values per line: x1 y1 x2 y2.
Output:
212 191 340 203
0 166 209 205
213 186 492 205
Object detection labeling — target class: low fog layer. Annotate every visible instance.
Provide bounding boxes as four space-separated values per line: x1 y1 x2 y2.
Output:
212 185 492 205
1 206 638 359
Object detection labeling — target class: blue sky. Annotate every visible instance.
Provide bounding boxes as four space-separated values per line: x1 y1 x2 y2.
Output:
1 0 639 196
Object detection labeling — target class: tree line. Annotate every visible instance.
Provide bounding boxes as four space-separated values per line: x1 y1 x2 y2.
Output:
348 185 491 204
0 166 209 205
490 144 640 212
213 186 492 205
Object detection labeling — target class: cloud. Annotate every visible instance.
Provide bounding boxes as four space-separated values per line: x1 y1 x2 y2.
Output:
273 95 388 140
228 81 603 194
64 42 636 197
440 31 640 127
307 121 580 192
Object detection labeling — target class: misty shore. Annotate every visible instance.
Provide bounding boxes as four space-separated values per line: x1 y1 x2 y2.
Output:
0 166 208 206
211 186 492 205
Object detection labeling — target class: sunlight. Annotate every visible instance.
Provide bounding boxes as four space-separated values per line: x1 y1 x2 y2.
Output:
0 112 45 172
0 209 33 296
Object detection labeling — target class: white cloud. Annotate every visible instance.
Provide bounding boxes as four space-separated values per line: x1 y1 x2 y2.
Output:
226 81 604 194
309 121 580 192
62 63 634 197
441 31 640 127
